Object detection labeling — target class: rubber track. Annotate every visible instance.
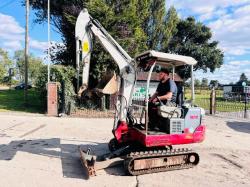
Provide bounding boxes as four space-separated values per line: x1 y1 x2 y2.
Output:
124 148 199 176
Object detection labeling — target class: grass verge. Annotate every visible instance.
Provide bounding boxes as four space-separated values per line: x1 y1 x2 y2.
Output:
0 88 45 113
185 90 250 112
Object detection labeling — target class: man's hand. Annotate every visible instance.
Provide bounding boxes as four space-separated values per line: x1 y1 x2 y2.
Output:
149 92 158 103
148 97 152 103
152 98 158 103
148 97 155 103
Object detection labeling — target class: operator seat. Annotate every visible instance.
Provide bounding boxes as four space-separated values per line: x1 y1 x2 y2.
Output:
176 83 184 106
176 91 184 106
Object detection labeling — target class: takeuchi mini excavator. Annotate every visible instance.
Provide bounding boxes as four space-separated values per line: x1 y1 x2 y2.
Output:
75 9 206 178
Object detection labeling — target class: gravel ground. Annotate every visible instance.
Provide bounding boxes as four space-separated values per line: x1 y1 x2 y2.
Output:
0 113 250 187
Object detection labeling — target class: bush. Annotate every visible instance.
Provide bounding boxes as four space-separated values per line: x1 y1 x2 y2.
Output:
1 76 18 86
35 65 76 114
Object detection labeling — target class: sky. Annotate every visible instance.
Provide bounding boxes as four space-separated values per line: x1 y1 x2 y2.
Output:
167 0 250 84
0 0 61 59
0 0 250 84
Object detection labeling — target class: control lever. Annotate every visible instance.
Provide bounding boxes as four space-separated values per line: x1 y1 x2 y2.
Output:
156 96 164 106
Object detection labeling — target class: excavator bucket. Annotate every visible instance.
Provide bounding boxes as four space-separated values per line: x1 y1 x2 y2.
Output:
77 85 88 98
95 72 118 95
77 72 118 98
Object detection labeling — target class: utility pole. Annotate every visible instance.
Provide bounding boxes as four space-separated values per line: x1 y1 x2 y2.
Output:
24 0 29 106
47 0 50 83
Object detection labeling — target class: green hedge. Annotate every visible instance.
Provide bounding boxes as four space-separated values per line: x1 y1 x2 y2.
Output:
35 65 76 114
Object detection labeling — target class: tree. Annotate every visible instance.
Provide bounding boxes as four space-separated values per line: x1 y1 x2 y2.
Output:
77 0 149 86
240 73 248 81
194 79 201 87
30 0 180 85
236 73 248 86
209 80 219 88
0 62 5 82
145 0 166 50
28 0 85 66
184 79 191 87
167 17 224 79
0 48 13 83
29 0 167 87
14 50 44 83
161 6 179 50
201 78 208 87
29 1 222 84
29 0 147 65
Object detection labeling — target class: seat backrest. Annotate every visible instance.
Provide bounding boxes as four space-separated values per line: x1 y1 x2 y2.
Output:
176 85 184 106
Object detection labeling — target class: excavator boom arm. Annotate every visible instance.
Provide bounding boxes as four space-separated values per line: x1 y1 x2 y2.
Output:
75 9 136 121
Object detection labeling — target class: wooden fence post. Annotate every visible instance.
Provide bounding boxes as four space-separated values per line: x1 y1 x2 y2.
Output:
210 87 216 115
100 95 106 111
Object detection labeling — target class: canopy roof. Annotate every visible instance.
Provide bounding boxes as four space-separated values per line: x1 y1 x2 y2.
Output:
136 50 197 67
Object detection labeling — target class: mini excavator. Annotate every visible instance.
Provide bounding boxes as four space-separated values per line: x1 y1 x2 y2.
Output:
75 9 206 178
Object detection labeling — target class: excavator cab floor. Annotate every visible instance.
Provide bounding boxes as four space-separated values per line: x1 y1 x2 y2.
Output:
132 124 168 135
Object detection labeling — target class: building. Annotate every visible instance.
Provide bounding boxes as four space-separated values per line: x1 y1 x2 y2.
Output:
223 84 250 100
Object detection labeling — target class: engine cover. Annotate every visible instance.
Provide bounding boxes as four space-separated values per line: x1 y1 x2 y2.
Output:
169 118 185 134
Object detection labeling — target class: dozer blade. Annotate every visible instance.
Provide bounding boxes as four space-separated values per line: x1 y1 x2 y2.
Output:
79 147 97 178
95 72 118 95
79 146 124 178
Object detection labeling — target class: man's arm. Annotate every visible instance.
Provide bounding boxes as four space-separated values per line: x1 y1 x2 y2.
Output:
158 92 173 101
149 92 158 102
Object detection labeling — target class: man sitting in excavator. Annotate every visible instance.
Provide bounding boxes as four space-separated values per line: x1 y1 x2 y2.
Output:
148 68 177 130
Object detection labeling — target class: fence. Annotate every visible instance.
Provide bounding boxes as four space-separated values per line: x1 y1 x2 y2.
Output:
214 86 250 119
70 94 117 118
190 86 250 119
71 94 146 119
70 86 250 119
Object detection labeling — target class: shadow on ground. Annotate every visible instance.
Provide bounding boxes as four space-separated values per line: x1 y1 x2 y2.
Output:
227 121 250 134
0 138 123 179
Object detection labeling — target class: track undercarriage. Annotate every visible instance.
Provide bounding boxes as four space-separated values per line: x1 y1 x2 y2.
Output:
79 144 200 178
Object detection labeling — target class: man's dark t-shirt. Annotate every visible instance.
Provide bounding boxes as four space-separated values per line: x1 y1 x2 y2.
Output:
156 79 177 103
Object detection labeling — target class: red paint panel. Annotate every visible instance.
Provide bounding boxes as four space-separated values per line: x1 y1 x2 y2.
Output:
114 121 129 143
127 125 206 147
